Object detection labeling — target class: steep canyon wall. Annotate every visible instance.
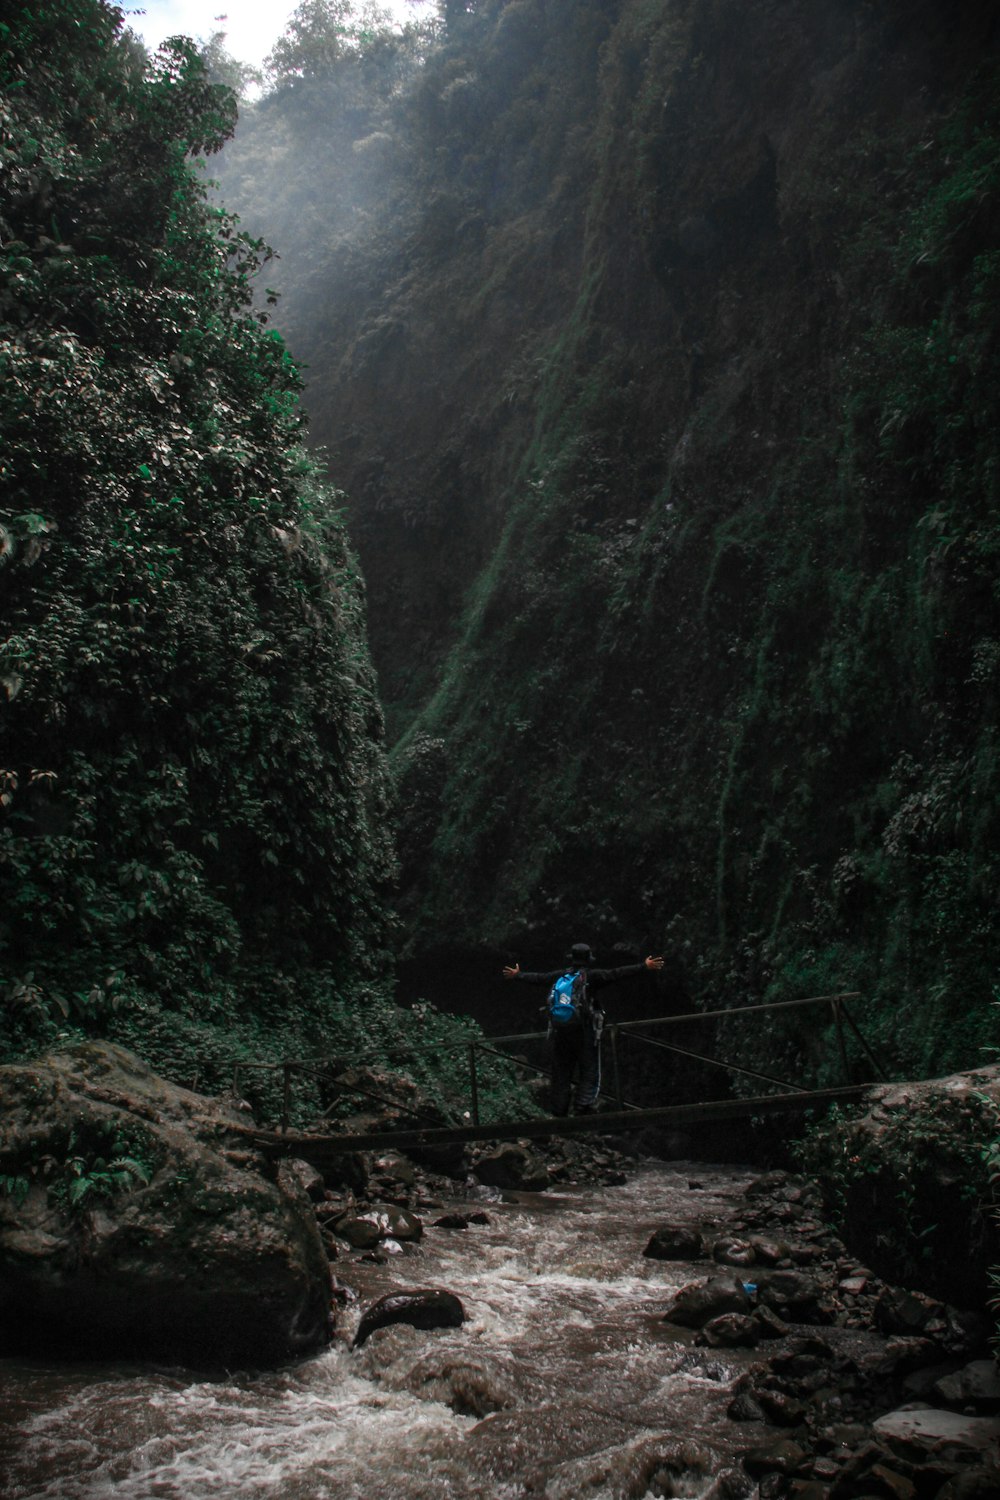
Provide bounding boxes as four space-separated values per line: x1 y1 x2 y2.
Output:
219 0 1000 1080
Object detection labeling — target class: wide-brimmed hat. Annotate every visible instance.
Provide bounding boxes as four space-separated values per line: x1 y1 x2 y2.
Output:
566 942 595 965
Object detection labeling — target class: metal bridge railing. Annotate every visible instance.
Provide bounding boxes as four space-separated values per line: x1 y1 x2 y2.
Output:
229 990 885 1135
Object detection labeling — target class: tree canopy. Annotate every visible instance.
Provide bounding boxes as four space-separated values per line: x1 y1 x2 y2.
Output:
0 0 397 1088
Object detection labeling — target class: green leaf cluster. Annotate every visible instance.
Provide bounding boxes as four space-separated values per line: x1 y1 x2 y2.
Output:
0 1 400 1085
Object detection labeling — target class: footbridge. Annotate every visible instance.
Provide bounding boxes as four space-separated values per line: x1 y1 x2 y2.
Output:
235 991 890 1168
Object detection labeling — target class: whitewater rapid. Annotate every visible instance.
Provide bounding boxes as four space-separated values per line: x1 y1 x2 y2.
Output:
1 1163 762 1500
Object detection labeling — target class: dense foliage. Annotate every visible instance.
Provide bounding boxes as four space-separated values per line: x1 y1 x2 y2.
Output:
212 0 1000 1087
0 0 409 1088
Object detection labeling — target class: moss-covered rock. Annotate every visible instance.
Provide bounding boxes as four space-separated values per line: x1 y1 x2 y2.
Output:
0 1042 332 1366
796 1066 1000 1306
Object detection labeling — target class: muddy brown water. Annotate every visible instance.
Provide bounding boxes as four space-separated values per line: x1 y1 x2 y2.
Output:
0 1162 853 1499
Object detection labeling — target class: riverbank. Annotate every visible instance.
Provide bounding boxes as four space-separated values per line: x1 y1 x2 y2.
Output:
4 1145 998 1499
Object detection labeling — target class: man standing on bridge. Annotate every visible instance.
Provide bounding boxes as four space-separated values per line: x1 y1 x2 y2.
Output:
503 944 664 1116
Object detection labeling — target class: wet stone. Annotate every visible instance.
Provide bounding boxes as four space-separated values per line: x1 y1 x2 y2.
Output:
866 1460 918 1500
754 1304 792 1340
644 1224 704 1260
729 1392 767 1422
757 1269 825 1314
351 1288 465 1350
752 1236 793 1265
712 1237 756 1267
769 1338 834 1375
335 1204 424 1248
757 1389 809 1427
371 1152 416 1187
742 1437 807 1476
432 1213 470 1229
665 1274 751 1329
746 1172 790 1198
875 1288 944 1338
935 1465 1000 1499
872 1406 1000 1466
699 1312 761 1348
934 1361 1000 1412
474 1143 549 1191
283 1157 327 1201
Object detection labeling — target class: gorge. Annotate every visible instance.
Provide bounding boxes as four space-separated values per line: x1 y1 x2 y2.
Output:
3 2 1000 1492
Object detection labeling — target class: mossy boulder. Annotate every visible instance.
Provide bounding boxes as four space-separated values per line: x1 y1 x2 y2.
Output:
798 1066 1000 1307
0 1042 333 1367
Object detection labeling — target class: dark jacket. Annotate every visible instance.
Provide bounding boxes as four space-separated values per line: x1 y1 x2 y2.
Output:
511 962 646 1008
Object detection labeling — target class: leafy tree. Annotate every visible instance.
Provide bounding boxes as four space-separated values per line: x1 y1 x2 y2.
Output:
265 0 395 88
0 0 398 1083
199 29 264 100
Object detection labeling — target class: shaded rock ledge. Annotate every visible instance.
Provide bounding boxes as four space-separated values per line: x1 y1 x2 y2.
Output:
0 1042 333 1367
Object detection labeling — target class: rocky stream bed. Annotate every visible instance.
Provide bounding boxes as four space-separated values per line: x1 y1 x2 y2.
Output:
2 1044 1000 1498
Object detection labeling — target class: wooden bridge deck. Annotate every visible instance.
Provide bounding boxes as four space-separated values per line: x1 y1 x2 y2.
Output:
252 1082 877 1167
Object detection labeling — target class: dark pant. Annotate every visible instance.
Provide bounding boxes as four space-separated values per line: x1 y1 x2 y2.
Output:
549 1020 602 1116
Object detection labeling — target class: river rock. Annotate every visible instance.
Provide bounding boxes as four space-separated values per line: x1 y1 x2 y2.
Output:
643 1224 704 1260
371 1151 417 1189
408 1141 469 1178
741 1437 806 1476
935 1466 1000 1499
334 1204 423 1247
876 1287 945 1338
745 1172 791 1198
664 1274 750 1328
0 1042 332 1366
810 1069 1000 1306
698 1311 760 1348
351 1288 465 1348
756 1269 825 1320
474 1143 549 1190
281 1157 326 1201
712 1236 756 1267
754 1304 791 1340
756 1389 808 1427
934 1361 1000 1412
750 1236 791 1265
872 1405 1000 1466
729 1391 766 1422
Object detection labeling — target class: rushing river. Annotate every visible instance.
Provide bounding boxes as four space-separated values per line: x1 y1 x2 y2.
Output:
1 1163 765 1500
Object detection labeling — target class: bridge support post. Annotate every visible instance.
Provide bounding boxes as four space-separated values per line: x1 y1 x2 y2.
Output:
468 1042 480 1125
832 998 851 1083
609 1025 624 1111
281 1063 292 1134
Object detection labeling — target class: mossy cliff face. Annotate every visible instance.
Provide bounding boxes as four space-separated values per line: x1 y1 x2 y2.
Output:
0 4 396 1084
220 0 1000 1079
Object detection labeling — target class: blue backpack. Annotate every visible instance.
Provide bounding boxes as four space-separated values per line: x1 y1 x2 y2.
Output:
547 969 590 1028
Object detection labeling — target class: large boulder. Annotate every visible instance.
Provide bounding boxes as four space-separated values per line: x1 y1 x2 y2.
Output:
0 1042 333 1367
801 1067 1000 1305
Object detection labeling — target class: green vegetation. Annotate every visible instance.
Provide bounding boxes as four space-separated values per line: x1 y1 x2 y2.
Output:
0 0 520 1104
215 0 1000 1085
796 1091 1000 1304
0 1118 155 1212
7 0 1000 1124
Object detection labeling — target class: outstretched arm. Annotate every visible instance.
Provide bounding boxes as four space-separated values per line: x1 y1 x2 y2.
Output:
589 955 665 990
